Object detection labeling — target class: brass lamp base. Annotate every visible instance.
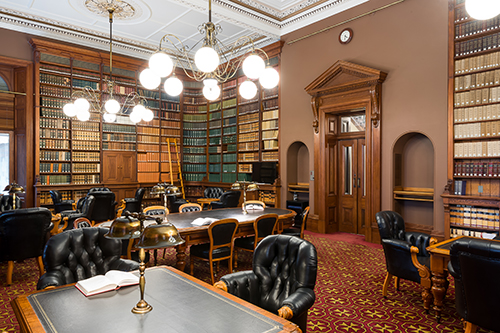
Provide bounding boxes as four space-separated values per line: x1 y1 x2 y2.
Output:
132 300 153 314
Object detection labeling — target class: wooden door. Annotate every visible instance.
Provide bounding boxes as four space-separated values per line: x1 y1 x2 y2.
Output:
103 151 137 183
338 138 366 234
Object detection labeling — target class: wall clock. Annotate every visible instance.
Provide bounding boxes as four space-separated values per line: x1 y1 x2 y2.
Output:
339 28 353 44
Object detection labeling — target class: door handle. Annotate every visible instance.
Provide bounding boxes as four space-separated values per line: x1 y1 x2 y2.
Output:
353 174 357 188
358 178 361 188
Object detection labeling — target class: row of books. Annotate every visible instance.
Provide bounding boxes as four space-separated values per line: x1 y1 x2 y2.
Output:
184 105 207 113
453 160 500 177
263 99 279 111
73 131 100 141
209 128 222 137
262 87 279 99
262 130 279 140
40 64 71 75
102 142 136 151
222 173 237 183
223 164 237 173
239 112 259 124
73 121 99 132
40 128 70 139
263 109 279 120
40 108 70 119
222 89 237 99
454 51 500 75
454 141 500 157
41 97 69 109
238 152 259 162
239 132 259 142
72 174 100 185
223 153 237 163
209 111 222 121
263 140 279 149
209 155 221 163
454 104 500 122
454 180 467 195
184 96 208 105
209 120 221 129
137 173 159 183
450 205 500 228
102 84 135 95
455 16 500 39
239 122 259 133
239 102 260 115
208 174 221 182
259 191 276 204
40 86 71 99
222 135 237 144
182 164 207 172
454 122 500 138
160 101 180 111
183 130 207 138
184 173 205 182
223 108 237 118
183 154 207 163
137 143 160 152
238 173 253 182
238 163 252 172
262 151 279 161
40 118 70 129
183 114 208 122
183 122 209 129
137 126 160 135
72 163 100 173
239 141 259 151
40 163 71 173
454 70 500 91
73 79 100 90
39 175 71 185
103 123 136 134
39 139 70 150
209 137 221 145
209 164 221 173
73 151 100 161
72 141 100 150
208 146 221 154
453 86 500 106
160 111 181 120
454 32 500 57
263 120 279 130
224 126 237 135
183 138 206 146
450 227 498 239
39 190 71 205
222 99 237 109
40 150 71 161
223 118 237 126
161 120 181 129
183 146 205 154
137 135 160 144
137 162 159 172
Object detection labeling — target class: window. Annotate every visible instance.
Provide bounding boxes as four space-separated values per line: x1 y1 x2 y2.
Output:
0 133 9 188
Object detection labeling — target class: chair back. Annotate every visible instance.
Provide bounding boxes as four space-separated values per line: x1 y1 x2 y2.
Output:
254 213 279 248
80 195 96 219
220 191 241 207
87 190 116 222
209 218 238 254
295 207 310 238
375 210 407 241
243 200 266 210
204 187 224 199
0 207 52 262
135 188 146 201
0 194 21 212
179 203 202 213
144 205 168 217
49 190 62 204
73 217 92 229
449 237 500 332
253 234 317 312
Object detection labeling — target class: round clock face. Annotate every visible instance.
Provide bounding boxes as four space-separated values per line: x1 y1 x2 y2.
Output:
339 28 353 44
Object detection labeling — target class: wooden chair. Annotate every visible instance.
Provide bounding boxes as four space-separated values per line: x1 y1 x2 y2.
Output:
242 200 266 210
282 206 310 239
143 205 169 264
233 213 278 268
179 203 202 213
190 218 238 285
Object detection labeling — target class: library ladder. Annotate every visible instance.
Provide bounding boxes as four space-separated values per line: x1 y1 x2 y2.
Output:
166 138 185 199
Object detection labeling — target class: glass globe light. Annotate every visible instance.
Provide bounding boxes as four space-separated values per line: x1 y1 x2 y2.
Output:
202 84 221 101
76 109 90 121
139 68 161 90
63 103 77 117
149 51 174 78
103 112 117 123
142 108 154 122
242 54 265 80
259 67 280 89
465 0 500 20
203 78 218 87
195 46 219 73
133 104 146 119
104 98 120 114
74 98 90 112
239 80 257 100
164 76 183 96
129 110 142 123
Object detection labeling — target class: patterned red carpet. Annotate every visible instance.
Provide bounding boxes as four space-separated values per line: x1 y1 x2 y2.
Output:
0 232 492 332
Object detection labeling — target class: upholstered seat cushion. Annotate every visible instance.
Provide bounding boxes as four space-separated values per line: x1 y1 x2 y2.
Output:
234 236 255 250
190 243 232 259
281 227 301 238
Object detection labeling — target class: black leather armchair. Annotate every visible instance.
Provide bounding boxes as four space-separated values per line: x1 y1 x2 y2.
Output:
117 188 145 216
49 190 75 213
87 188 117 222
282 206 310 239
375 211 436 309
58 195 96 232
204 187 224 199
0 194 21 212
215 234 317 332
37 227 140 290
211 190 241 209
448 237 500 333
0 207 53 284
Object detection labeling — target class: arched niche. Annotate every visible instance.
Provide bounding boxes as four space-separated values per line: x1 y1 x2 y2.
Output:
393 132 434 232
286 141 310 202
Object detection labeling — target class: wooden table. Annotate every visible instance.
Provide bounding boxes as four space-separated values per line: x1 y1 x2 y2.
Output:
196 197 220 210
11 266 300 333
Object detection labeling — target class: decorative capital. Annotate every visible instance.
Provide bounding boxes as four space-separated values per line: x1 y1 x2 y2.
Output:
370 85 381 128
311 95 321 134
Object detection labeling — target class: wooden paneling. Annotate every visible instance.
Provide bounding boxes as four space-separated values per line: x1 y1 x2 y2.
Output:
0 93 14 130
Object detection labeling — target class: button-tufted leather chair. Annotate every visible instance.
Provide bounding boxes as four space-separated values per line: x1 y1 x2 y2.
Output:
375 211 437 308
448 237 500 333
204 187 224 199
179 202 202 213
215 234 317 332
56 195 96 233
49 190 75 213
87 188 117 222
282 207 310 239
0 194 21 212
0 207 53 284
116 188 145 216
211 191 241 209
37 227 139 290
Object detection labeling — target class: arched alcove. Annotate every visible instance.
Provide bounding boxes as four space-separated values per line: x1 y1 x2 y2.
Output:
286 141 310 202
0 76 9 91
393 132 434 230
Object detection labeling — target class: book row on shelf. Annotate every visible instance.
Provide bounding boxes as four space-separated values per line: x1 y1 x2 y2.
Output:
73 131 100 141
238 164 252 172
40 62 71 74
72 141 100 150
453 86 500 107
40 151 71 161
39 175 71 185
262 99 279 110
103 133 136 142
72 163 100 173
137 163 159 172
183 130 207 138
259 191 277 205
450 227 498 239
137 127 160 135
137 136 160 144
455 16 500 40
222 153 237 163
40 86 71 98
103 124 136 133
40 118 70 129
454 121 500 138
137 173 159 183
102 142 136 151
239 103 260 114
39 139 69 149
238 142 259 151
138 152 161 162
454 160 500 177
455 51 500 74
450 204 500 228
453 104 500 122
263 119 279 129
454 140 500 157
183 147 205 154
40 163 71 173
222 164 236 173
262 151 279 161
72 174 100 185
40 128 70 139
223 108 237 118
238 152 259 162
239 123 259 133
454 32 500 57
183 138 206 146
239 113 259 124
182 155 207 163
262 130 279 140
453 180 467 195
184 174 205 182
40 108 70 119
102 84 135 95
454 69 500 90
239 132 259 142
73 152 100 161
161 128 181 137
39 73 71 86
263 140 279 149
182 164 207 173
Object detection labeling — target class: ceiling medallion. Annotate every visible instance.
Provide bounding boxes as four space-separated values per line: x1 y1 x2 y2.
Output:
84 0 136 20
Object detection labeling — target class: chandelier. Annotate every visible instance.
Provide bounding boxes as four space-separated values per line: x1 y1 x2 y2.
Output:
139 0 280 101
465 0 500 20
62 4 153 123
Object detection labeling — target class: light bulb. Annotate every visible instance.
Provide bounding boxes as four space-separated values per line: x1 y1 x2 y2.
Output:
164 76 183 96
63 103 77 117
202 84 221 101
139 68 161 90
76 109 90 121
149 51 174 78
465 0 500 20
142 108 154 122
259 67 280 89
104 99 120 114
239 80 257 100
103 112 117 123
74 98 90 112
133 104 146 118
242 54 265 79
194 46 219 73
203 78 218 87
129 110 142 123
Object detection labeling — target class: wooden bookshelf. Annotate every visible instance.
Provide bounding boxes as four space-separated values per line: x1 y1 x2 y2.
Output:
446 0 500 239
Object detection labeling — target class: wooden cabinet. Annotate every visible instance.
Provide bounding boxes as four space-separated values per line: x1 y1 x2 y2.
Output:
445 1 500 239
103 151 137 183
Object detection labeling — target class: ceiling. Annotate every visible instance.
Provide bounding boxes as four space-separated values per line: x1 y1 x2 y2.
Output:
0 0 368 60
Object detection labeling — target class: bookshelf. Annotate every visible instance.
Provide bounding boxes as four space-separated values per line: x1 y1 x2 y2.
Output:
444 1 500 239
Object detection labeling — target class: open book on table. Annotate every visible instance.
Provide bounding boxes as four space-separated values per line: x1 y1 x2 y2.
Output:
191 217 218 226
75 270 139 297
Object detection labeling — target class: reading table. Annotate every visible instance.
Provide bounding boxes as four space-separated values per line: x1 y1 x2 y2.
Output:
11 266 300 333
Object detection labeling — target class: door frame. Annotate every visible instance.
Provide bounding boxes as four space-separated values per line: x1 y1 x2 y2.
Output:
305 60 386 242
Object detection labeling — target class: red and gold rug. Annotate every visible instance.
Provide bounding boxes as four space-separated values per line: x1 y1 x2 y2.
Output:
0 232 492 332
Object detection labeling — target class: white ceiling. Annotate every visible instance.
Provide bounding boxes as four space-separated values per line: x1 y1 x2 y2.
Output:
0 0 368 60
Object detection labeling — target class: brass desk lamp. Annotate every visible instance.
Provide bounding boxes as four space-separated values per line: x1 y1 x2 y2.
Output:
231 181 259 214
151 183 181 215
4 182 25 210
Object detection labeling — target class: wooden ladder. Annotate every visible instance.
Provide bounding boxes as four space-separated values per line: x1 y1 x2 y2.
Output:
165 138 185 199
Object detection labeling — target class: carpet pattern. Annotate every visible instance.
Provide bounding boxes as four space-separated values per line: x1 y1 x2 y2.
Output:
0 232 493 332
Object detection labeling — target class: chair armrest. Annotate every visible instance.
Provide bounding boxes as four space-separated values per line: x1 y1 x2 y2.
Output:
37 271 65 290
116 199 126 217
405 232 437 257
282 288 315 318
220 271 260 305
109 258 140 272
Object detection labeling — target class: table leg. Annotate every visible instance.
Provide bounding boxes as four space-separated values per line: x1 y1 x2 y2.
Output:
431 271 448 322
176 243 187 271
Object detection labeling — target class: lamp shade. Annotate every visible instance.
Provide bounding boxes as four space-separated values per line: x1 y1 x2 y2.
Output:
194 46 219 73
259 67 280 89
63 103 77 117
242 54 265 80
465 0 500 20
140 68 161 90
76 109 91 121
247 183 259 191
104 98 120 114
142 108 154 122
231 182 242 190
164 76 183 96
103 112 117 123
149 51 174 78
104 216 142 239
151 183 166 196
239 80 257 100
164 185 181 196
4 182 25 194
129 109 143 123
135 223 185 249
74 98 90 112
203 84 221 101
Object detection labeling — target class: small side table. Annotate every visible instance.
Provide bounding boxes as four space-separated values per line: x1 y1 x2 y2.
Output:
197 198 220 210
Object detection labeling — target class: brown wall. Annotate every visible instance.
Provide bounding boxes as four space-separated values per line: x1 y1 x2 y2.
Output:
0 28 34 62
280 0 448 237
